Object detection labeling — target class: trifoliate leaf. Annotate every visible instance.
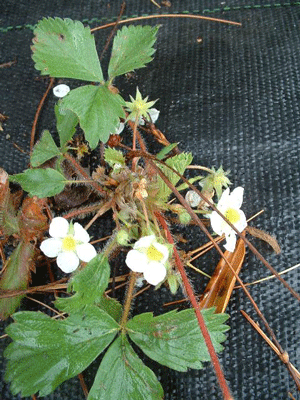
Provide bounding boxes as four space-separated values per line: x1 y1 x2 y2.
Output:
88 334 164 400
55 253 111 313
32 17 103 82
0 242 35 320
30 130 61 167
104 147 125 167
60 85 126 149
156 152 193 200
55 103 79 147
108 25 159 80
127 308 229 372
9 168 67 198
4 307 119 397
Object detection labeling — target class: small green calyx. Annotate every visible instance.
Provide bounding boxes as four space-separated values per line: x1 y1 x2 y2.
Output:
126 87 157 121
200 166 231 200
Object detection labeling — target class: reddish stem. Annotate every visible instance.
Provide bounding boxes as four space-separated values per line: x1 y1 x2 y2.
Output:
156 212 233 400
30 78 55 156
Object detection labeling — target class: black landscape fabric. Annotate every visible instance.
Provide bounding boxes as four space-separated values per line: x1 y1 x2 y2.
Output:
1 1 300 399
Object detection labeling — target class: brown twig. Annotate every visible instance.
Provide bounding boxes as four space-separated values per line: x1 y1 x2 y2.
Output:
78 373 89 399
91 13 242 33
241 310 300 388
30 77 55 155
99 1 126 61
0 58 17 68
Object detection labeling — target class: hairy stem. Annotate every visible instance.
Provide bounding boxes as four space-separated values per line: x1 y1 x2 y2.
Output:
120 272 137 328
156 212 233 400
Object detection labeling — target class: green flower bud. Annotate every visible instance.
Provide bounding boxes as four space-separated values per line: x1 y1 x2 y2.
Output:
179 211 192 225
116 229 130 246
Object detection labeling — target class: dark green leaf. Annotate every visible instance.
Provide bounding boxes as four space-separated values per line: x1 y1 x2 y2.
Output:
60 85 125 149
156 152 193 200
108 25 159 79
5 307 119 397
0 242 35 320
55 253 111 313
156 142 179 160
127 308 229 372
32 17 103 82
88 334 164 400
55 103 79 147
9 168 66 198
30 130 61 167
97 295 123 323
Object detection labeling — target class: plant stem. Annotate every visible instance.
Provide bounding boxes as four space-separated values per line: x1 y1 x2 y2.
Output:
156 212 233 400
64 153 106 197
120 272 137 328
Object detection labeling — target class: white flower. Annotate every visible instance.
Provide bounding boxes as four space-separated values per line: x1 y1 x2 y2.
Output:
210 187 247 252
125 235 169 285
53 84 70 98
40 217 97 273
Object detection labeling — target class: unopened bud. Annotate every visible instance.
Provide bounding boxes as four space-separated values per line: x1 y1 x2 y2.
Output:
116 229 130 246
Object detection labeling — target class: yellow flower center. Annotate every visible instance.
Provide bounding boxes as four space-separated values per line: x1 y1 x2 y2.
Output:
225 208 240 224
61 235 77 252
147 245 163 262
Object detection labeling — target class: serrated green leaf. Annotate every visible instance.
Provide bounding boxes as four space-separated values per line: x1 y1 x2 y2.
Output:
104 147 125 167
156 142 179 160
156 152 193 200
127 308 229 372
88 334 164 400
98 295 123 322
5 307 119 397
55 103 79 147
0 242 35 319
60 85 125 149
9 168 66 198
108 25 159 80
32 17 103 82
30 130 61 167
55 253 111 313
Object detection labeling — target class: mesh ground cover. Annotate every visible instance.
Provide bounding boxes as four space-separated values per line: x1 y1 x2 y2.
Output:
1 1 300 399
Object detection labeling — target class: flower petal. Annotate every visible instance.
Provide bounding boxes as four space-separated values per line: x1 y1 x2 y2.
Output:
53 84 70 98
73 222 90 243
143 261 167 285
234 210 247 232
125 250 148 273
40 238 62 258
210 212 224 236
56 251 79 273
76 243 97 262
133 235 155 250
224 232 237 252
148 108 160 123
229 187 244 209
217 188 230 209
49 217 69 238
